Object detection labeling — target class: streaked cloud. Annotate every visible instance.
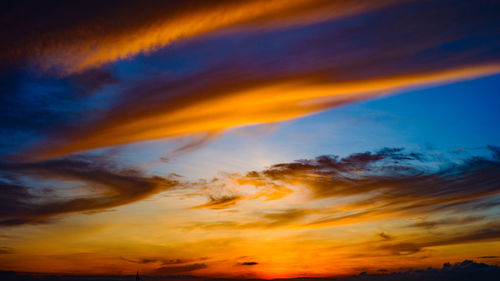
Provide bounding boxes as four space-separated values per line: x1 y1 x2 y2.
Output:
407 216 486 229
371 222 500 256
239 262 259 266
11 0 500 160
153 263 207 275
185 146 500 230
1 0 393 74
191 195 244 210
120 257 205 265
0 156 179 225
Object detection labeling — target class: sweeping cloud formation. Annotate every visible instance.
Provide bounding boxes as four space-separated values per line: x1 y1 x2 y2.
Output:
1 0 498 160
3 146 499 236
1 149 499 273
184 146 500 231
2 0 391 73
0 156 178 226
1 0 395 74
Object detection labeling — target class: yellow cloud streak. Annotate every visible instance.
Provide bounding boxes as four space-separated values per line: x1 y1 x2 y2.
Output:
29 63 500 161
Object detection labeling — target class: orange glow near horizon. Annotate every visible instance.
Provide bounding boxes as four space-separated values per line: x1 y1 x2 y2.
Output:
2 192 499 278
2 149 500 277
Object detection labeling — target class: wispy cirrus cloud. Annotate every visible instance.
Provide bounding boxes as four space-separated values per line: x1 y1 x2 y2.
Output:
407 216 486 229
369 222 500 256
4 145 499 232
11 0 500 161
1 0 392 74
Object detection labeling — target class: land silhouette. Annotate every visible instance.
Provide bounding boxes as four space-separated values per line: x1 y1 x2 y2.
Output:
1 260 499 281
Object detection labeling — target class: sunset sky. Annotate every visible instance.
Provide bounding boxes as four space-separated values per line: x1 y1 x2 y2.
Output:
1 0 500 279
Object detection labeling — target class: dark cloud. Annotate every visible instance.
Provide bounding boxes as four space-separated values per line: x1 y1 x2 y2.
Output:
121 257 203 265
186 146 500 233
0 156 179 226
378 232 392 241
260 146 500 221
425 223 500 247
192 195 243 210
370 223 500 257
162 259 200 265
408 216 485 229
239 262 259 266
153 263 207 275
478 256 500 259
258 147 427 199
120 257 159 264
349 260 500 281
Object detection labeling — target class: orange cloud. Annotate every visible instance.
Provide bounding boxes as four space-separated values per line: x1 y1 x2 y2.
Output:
10 0 500 161
24 64 500 161
185 147 500 230
2 148 500 277
2 0 394 75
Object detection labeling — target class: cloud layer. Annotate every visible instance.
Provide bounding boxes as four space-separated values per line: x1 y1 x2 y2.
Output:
5 0 498 160
1 146 499 275
1 0 394 74
0 156 178 225
189 147 500 228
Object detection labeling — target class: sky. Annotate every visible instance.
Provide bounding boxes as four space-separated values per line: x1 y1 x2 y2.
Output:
0 0 500 279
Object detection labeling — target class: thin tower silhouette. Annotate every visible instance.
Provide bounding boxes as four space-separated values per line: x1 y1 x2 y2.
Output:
136 271 142 281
